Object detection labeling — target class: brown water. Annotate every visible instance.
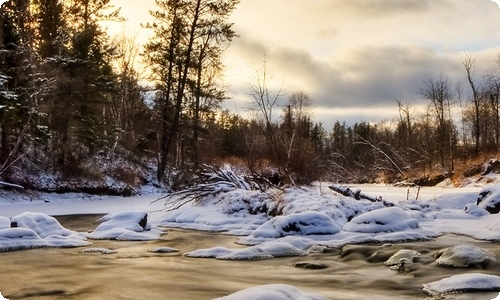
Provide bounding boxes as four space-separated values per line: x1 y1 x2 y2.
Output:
1 215 500 300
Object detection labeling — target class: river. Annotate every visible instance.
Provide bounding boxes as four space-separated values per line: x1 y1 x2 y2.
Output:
1 214 500 300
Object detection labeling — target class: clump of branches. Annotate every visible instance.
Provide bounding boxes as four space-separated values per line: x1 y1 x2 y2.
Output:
153 165 277 211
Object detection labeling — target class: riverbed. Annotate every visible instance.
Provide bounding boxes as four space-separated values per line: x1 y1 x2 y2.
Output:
1 214 500 300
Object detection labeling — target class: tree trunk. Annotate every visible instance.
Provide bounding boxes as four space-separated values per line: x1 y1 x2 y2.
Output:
163 0 202 172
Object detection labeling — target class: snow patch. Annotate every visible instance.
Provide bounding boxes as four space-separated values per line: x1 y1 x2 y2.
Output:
214 284 328 300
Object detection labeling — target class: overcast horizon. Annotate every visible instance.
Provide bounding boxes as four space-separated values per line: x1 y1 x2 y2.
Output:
109 0 500 128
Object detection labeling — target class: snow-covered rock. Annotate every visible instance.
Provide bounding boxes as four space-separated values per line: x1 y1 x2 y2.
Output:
11 212 73 238
464 203 490 217
214 284 328 300
385 249 421 266
80 247 117 254
250 211 341 239
185 236 310 261
0 212 89 251
435 244 497 267
88 211 161 241
423 273 500 296
477 185 500 214
343 207 419 233
148 247 179 253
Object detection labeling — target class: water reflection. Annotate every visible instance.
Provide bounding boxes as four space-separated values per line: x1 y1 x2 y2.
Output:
0 215 499 299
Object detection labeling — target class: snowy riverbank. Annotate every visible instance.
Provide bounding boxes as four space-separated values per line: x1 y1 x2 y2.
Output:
3 183 500 298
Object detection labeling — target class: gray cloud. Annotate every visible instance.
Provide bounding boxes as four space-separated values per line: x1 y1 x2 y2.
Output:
260 45 462 107
227 35 500 126
221 0 500 126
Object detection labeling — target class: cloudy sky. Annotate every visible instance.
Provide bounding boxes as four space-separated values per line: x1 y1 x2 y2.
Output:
110 0 500 128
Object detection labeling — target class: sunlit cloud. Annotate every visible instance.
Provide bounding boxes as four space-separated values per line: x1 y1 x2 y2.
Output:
111 0 500 126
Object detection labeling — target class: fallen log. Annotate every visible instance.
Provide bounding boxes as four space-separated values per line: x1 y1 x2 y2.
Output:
329 185 394 207
0 181 24 189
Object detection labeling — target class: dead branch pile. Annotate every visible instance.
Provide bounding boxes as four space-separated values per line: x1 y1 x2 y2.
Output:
154 165 275 211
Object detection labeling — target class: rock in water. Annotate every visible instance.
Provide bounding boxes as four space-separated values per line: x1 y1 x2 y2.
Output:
385 249 422 273
435 244 497 267
385 249 422 266
423 273 500 296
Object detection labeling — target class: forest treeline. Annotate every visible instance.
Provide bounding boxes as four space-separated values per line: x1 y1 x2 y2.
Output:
0 0 500 191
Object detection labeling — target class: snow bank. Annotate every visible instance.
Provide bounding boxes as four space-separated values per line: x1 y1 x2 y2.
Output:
0 212 89 251
88 211 161 240
423 273 500 296
214 284 328 300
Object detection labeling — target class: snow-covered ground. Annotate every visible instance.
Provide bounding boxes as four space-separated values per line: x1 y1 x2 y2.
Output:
3 180 500 298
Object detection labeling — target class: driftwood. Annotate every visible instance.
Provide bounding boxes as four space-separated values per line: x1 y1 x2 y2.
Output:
329 185 394 207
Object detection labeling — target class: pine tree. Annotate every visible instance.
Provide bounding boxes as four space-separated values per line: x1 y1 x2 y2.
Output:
145 0 239 182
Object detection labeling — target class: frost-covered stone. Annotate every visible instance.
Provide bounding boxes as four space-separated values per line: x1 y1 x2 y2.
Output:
435 244 497 267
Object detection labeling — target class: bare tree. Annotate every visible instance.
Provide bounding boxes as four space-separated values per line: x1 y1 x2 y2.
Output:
464 53 484 154
247 57 296 184
421 73 453 170
109 30 144 152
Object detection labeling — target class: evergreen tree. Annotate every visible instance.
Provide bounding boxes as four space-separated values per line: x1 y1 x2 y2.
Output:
145 0 239 182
